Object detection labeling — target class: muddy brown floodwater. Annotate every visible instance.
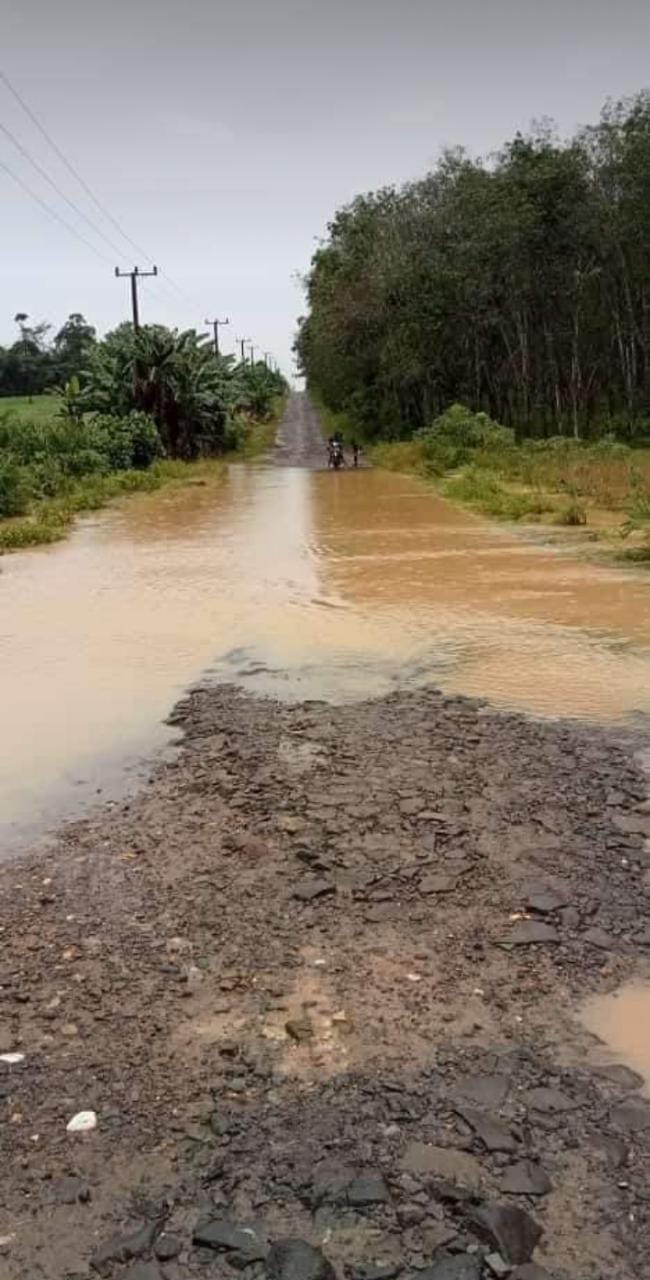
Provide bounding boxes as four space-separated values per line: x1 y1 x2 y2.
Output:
581 982 650 1094
2 462 650 848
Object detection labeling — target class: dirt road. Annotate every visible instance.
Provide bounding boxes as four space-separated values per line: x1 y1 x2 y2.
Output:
2 398 650 1280
272 392 328 468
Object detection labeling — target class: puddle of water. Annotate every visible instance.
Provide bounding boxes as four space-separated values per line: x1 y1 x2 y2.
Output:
2 463 650 848
581 982 650 1093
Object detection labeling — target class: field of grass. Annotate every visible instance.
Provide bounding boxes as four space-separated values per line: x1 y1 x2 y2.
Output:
0 394 58 424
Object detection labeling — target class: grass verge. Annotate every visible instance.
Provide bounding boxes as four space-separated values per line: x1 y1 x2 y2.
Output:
0 393 286 554
0 460 226 552
366 404 650 561
228 395 287 459
441 468 552 521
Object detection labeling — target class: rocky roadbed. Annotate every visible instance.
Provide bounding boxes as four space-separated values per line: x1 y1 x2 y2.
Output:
2 684 650 1279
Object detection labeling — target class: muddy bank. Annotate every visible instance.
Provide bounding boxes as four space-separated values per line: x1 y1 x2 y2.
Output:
2 684 650 1279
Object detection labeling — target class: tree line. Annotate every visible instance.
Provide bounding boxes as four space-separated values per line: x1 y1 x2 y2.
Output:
295 92 650 441
0 312 97 397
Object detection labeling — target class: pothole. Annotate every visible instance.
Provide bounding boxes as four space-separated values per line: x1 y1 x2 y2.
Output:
580 980 650 1094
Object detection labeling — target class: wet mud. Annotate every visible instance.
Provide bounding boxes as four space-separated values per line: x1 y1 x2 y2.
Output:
2 683 650 1279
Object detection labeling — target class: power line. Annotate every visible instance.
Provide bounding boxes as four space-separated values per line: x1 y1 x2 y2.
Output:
0 69 238 333
0 66 233 331
0 116 185 318
0 64 154 265
0 117 130 262
0 156 114 266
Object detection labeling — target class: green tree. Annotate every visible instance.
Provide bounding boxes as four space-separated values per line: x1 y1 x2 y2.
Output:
296 91 650 441
52 313 96 383
0 313 52 398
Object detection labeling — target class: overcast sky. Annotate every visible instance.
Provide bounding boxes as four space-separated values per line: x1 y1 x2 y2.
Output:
2 0 650 375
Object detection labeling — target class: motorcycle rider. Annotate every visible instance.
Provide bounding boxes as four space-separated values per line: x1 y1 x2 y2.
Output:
327 432 345 467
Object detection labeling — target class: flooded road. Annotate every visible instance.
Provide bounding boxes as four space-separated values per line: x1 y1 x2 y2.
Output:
2 461 650 846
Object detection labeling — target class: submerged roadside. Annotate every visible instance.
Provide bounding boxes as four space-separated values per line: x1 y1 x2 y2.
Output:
0 401 285 554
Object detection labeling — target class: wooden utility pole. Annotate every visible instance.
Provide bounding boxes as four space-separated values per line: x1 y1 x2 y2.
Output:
236 336 250 363
264 351 272 368
248 343 257 367
114 265 158 330
205 316 229 357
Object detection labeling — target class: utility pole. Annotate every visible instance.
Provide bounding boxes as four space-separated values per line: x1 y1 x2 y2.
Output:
248 343 257 367
205 316 229 357
114 265 158 331
236 336 250 364
264 351 272 368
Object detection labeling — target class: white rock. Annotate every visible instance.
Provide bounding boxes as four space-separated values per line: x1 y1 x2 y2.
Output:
66 1110 97 1133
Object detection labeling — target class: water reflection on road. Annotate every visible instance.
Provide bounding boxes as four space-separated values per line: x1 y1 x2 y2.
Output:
2 463 650 846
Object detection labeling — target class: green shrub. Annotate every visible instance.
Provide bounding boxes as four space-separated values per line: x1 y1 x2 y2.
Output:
91 412 161 471
222 416 246 452
27 457 68 499
416 404 515 473
0 456 31 516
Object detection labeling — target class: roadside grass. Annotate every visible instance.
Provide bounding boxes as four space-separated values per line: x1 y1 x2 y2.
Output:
441 467 552 521
0 459 227 552
470 438 650 512
367 405 650 561
228 395 286 459
371 437 650 520
0 394 285 554
371 440 425 473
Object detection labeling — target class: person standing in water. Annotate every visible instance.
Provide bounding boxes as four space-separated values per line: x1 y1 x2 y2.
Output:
351 440 360 467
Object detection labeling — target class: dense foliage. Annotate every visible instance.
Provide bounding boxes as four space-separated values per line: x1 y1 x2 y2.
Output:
0 409 162 516
296 92 650 441
78 323 286 458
